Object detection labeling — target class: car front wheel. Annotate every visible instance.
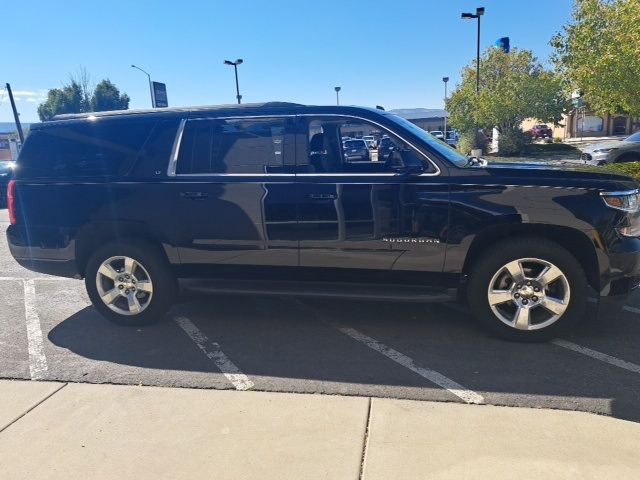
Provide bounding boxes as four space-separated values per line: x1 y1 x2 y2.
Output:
85 240 176 326
467 237 587 342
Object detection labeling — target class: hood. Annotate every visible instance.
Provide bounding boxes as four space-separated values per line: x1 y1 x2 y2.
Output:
480 161 638 191
582 139 627 153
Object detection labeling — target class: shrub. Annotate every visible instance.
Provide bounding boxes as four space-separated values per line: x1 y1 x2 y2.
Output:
497 128 531 156
524 143 579 154
604 162 640 181
553 137 563 143
457 130 477 156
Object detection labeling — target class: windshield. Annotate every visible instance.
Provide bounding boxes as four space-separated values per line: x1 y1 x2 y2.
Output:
384 113 469 166
627 131 640 142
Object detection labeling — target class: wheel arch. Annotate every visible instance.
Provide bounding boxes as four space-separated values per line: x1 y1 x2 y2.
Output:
75 221 177 278
462 224 600 292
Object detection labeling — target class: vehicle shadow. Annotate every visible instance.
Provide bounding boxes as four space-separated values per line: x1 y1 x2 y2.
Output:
47 292 640 422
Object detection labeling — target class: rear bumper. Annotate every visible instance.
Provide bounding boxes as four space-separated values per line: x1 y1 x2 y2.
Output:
6 224 81 279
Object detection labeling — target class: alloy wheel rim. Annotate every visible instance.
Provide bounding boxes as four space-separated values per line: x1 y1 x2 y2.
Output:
95 256 153 316
487 258 570 331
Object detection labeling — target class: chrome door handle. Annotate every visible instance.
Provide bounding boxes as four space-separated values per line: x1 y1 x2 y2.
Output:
305 193 337 200
180 191 209 200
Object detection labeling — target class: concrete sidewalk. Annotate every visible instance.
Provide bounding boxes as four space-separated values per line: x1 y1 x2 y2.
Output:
0 380 638 479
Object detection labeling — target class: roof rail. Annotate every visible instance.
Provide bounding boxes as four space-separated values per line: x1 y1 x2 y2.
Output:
51 101 305 121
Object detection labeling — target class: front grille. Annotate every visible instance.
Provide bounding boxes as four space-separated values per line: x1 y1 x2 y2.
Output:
581 153 592 161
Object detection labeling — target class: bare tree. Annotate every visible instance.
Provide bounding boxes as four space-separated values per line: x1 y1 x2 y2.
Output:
69 66 94 112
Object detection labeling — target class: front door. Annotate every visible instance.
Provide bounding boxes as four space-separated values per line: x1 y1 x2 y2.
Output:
295 116 449 278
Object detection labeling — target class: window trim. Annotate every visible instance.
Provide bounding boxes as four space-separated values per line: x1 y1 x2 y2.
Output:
166 113 441 178
167 118 186 176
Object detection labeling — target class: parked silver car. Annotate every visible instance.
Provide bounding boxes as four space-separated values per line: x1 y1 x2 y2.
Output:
581 131 640 165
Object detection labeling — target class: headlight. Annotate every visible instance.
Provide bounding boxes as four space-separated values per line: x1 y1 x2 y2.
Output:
593 147 618 154
600 189 640 212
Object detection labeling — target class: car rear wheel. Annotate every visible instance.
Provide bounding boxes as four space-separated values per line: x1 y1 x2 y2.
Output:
467 237 587 342
85 240 176 326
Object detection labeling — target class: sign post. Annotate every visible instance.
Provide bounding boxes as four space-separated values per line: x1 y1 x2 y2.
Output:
151 82 168 108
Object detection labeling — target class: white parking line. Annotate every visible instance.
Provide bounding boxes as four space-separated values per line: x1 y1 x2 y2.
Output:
551 339 640 375
0 276 72 281
174 316 254 391
336 326 484 404
22 279 48 380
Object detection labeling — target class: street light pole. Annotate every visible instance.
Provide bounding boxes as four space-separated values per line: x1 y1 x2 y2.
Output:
462 7 485 151
461 7 484 94
334 86 341 106
442 77 449 137
224 59 244 104
131 64 155 108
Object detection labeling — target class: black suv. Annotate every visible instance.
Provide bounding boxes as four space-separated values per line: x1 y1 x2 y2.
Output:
7 102 640 341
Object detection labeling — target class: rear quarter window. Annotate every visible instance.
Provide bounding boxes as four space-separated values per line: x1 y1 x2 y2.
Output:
17 119 155 179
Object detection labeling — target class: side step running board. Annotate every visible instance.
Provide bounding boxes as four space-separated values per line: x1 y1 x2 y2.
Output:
179 279 457 303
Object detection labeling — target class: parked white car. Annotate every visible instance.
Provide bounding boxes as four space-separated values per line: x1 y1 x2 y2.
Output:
581 131 640 165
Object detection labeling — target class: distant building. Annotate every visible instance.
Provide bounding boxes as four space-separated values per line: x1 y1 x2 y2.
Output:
0 133 16 161
522 112 639 140
388 108 448 132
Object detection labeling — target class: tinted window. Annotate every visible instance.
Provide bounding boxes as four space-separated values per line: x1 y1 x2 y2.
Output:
176 118 288 174
302 118 430 174
130 119 181 176
17 119 155 178
384 113 468 167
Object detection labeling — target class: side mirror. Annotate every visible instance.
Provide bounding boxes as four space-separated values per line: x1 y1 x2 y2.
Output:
467 156 488 167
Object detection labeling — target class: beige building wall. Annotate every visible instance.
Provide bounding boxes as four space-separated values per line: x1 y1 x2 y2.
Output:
0 134 13 161
523 113 639 140
521 118 567 139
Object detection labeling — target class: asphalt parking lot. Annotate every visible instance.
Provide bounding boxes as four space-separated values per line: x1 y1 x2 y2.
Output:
1 209 640 422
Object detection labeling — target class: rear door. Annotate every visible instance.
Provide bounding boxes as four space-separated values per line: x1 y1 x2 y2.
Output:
168 115 298 270
295 115 449 276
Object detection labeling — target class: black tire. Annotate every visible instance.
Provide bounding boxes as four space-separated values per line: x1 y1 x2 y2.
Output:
85 239 176 326
467 237 588 342
616 153 640 164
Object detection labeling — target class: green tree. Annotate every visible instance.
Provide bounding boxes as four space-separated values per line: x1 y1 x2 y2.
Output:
37 81 86 121
447 47 568 134
91 79 130 112
37 73 130 121
551 0 640 116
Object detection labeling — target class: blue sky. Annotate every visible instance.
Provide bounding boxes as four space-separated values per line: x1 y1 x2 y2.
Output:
0 0 574 122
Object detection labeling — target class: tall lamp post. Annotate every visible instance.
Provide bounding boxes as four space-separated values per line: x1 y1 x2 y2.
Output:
461 7 485 152
461 7 484 94
334 86 341 106
224 59 243 104
131 64 155 108
442 76 449 138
